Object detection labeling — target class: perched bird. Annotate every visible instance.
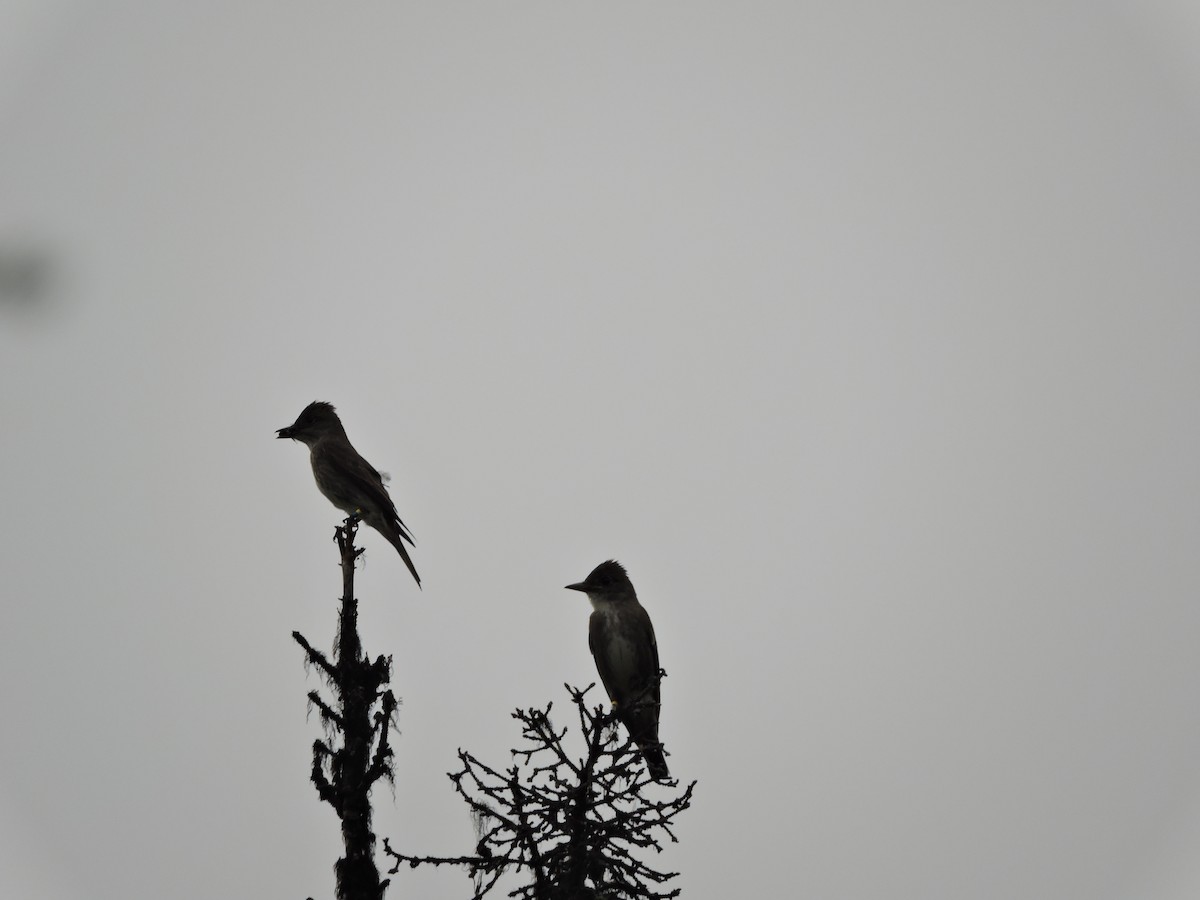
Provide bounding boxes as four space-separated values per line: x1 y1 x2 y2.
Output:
565 560 668 779
276 401 420 587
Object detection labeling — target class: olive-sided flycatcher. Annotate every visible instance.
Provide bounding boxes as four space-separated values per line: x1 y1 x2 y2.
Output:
565 560 668 779
277 401 420 587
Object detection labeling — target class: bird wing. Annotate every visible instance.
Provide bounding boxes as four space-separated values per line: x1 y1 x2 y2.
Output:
312 441 415 543
590 605 666 775
589 605 660 708
635 606 662 708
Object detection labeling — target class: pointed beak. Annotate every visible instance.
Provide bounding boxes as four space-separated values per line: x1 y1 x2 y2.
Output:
276 426 294 439
564 581 589 592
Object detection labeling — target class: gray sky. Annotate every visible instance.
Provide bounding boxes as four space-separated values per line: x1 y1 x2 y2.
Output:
3 3 1200 898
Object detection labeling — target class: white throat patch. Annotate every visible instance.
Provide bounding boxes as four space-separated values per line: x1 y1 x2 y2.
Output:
588 594 618 614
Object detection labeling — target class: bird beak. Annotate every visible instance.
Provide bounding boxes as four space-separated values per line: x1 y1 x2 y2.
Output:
276 426 294 439
564 582 589 592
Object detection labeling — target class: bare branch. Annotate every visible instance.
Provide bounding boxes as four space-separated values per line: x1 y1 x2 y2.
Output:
385 683 695 899
294 516 397 900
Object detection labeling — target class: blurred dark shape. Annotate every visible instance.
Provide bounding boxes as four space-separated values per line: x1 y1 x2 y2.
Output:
0 244 52 308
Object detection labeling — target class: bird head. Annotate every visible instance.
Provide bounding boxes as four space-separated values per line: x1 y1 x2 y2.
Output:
565 560 635 600
276 400 343 445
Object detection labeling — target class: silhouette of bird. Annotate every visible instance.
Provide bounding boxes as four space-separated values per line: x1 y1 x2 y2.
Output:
566 560 668 778
277 401 420 587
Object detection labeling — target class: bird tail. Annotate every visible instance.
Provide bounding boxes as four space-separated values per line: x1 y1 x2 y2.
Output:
378 520 422 588
623 695 668 779
640 742 669 780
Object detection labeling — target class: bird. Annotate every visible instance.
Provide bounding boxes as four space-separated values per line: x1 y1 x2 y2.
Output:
276 401 420 587
565 560 668 779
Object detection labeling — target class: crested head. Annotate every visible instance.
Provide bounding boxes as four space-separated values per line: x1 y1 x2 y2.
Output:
296 400 339 423
564 559 636 600
276 400 346 444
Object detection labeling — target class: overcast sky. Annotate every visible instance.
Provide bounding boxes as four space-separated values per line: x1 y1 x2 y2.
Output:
3 4 1200 899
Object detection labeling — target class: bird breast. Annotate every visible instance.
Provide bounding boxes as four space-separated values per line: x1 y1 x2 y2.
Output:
591 604 640 691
